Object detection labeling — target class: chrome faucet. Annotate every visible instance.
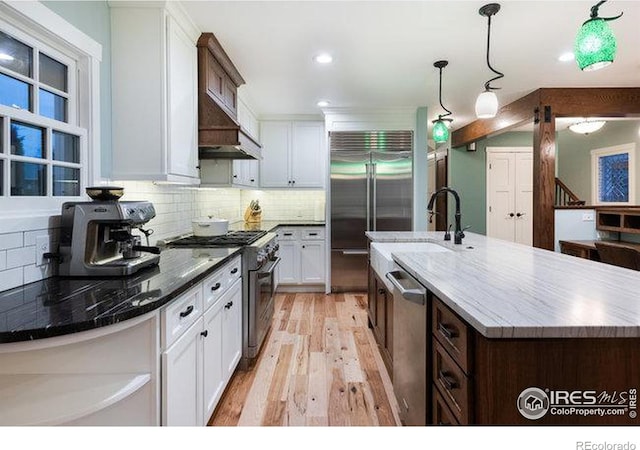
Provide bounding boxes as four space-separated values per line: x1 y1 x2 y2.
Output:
427 187 464 245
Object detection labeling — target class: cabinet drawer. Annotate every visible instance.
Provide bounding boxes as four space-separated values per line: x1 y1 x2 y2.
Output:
202 256 242 310
225 256 242 285
276 228 298 240
301 228 325 241
162 284 203 349
433 340 471 424
432 296 471 373
433 387 460 425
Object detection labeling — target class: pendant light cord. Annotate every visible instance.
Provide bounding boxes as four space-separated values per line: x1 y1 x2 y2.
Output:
437 66 453 119
483 14 504 92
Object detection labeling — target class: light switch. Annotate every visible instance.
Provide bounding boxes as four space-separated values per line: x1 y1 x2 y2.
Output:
35 235 50 267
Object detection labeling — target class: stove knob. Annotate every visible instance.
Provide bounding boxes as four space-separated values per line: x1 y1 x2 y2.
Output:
274 244 279 252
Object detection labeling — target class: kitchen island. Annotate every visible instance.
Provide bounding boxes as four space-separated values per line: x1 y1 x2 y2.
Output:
367 231 640 425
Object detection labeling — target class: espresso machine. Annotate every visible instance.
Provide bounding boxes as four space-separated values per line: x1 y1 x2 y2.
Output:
58 200 161 277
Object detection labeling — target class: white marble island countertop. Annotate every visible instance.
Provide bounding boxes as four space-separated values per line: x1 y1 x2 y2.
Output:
366 231 640 339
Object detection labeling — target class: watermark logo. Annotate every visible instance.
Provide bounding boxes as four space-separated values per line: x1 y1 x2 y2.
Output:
517 387 550 420
517 387 637 420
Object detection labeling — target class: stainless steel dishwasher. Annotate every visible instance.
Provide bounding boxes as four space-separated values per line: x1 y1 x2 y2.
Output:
385 269 428 426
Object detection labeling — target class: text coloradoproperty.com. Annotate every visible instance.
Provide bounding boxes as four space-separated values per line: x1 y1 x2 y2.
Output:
576 443 637 450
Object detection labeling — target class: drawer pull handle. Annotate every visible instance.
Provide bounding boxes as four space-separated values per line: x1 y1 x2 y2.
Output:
438 323 458 340
284 233 293 236
438 370 459 390
231 268 238 274
309 233 318 236
377 288 385 295
179 305 194 318
211 283 221 291
201 330 208 337
224 301 233 309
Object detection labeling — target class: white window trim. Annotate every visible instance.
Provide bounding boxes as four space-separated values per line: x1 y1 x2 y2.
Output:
0 0 102 223
590 142 636 206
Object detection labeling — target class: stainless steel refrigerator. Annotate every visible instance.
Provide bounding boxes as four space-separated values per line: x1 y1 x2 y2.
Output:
330 131 413 292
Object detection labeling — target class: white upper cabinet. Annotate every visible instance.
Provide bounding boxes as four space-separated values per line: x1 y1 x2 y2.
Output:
110 3 200 183
260 121 326 188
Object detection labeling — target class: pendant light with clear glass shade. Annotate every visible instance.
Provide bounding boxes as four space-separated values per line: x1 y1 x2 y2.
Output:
475 3 504 119
432 60 453 143
574 0 623 71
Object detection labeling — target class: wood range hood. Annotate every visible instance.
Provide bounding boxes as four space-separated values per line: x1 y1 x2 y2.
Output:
197 33 261 160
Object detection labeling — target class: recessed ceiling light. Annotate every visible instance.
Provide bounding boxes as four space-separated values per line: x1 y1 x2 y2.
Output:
558 52 575 62
313 53 333 64
317 100 330 107
0 53 14 61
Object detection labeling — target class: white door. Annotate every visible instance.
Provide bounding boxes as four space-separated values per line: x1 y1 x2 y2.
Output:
291 122 325 188
300 241 325 283
260 121 291 187
162 317 203 426
202 301 224 423
514 153 533 246
222 279 243 378
486 148 533 245
167 16 198 179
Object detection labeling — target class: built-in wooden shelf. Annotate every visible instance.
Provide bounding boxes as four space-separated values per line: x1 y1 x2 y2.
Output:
597 208 640 234
0 373 150 425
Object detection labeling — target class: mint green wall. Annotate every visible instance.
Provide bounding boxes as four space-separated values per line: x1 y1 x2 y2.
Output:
557 120 640 204
449 131 533 235
42 1 112 177
414 107 428 231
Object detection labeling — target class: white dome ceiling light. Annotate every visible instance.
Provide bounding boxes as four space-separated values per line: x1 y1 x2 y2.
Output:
568 119 606 134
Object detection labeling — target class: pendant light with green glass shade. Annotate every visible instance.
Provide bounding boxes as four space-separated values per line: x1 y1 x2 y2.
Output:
432 60 453 143
574 0 623 71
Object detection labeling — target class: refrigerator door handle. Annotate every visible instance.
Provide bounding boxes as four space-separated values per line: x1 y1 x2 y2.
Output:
365 163 371 231
372 163 377 231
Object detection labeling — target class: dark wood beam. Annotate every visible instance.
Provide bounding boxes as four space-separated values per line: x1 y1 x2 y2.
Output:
451 90 540 148
533 106 556 250
540 88 640 117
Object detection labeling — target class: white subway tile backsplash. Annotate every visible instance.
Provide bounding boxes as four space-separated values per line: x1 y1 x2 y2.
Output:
7 246 36 269
0 267 23 292
0 181 325 292
0 232 24 251
24 263 53 285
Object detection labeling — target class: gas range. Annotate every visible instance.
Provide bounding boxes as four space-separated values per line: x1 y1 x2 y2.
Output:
164 230 267 248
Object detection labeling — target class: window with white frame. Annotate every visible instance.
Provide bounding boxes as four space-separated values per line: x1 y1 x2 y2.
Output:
0 8 93 211
591 143 636 205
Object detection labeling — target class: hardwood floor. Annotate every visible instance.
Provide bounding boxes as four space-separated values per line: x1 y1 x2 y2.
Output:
209 292 401 426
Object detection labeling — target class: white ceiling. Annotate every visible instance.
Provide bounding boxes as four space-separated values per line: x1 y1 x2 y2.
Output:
182 1 640 132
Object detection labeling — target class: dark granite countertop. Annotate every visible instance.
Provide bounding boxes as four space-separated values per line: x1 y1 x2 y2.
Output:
0 247 242 344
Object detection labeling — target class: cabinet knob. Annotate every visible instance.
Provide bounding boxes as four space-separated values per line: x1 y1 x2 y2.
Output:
196 165 201 170
233 174 238 178
509 213 515 218
302 245 305 249
231 267 238 275
250 179 255 182
292 180 295 185
201 330 208 338
224 301 233 309
377 288 385 295
211 282 221 291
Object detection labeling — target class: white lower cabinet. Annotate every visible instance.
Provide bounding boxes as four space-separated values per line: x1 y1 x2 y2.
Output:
162 316 204 426
222 280 242 378
276 227 326 287
162 257 243 426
